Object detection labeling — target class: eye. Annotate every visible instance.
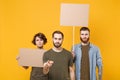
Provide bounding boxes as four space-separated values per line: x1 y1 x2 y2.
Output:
85 34 88 36
36 39 39 41
54 38 57 40
81 34 84 35
58 38 62 40
40 39 43 41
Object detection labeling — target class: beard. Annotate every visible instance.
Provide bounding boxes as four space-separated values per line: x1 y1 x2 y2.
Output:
80 37 89 44
53 42 62 48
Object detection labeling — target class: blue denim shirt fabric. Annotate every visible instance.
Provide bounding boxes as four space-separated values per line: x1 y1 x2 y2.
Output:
73 43 102 80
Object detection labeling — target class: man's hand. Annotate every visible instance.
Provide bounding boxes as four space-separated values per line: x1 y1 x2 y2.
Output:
43 60 54 74
71 51 75 58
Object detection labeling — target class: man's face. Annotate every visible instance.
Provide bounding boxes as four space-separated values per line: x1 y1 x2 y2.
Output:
80 30 90 43
53 33 63 48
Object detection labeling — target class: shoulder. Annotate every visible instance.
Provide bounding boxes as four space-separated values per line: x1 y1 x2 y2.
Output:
63 48 71 54
74 43 81 47
42 49 47 53
90 43 100 52
62 48 73 57
73 43 81 50
74 43 81 48
44 49 53 54
90 43 99 49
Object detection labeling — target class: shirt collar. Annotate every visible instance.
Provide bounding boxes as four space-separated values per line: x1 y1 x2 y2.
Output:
79 42 92 48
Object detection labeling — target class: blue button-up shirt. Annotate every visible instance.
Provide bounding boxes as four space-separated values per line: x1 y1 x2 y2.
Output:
72 43 102 80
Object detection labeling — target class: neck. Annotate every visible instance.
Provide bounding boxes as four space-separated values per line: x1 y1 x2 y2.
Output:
81 42 89 46
37 47 43 49
52 47 63 52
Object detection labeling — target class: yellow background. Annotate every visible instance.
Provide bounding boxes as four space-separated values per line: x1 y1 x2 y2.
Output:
0 0 120 80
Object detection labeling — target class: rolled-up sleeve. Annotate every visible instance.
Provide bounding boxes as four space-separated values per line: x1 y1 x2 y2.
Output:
96 48 102 68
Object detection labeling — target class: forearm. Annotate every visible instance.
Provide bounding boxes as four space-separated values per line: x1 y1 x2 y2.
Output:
98 66 102 80
43 60 53 74
69 66 75 80
43 66 49 74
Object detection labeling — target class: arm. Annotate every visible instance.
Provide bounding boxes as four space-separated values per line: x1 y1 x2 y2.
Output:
69 66 75 80
43 62 50 74
71 46 75 58
96 48 103 80
43 52 49 74
70 48 75 80
43 60 54 74
98 66 102 80
71 45 76 63
43 52 51 74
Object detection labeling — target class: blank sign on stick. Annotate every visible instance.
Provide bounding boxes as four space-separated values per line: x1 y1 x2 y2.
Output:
60 3 89 26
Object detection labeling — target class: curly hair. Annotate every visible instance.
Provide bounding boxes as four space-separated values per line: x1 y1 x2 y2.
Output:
32 32 47 45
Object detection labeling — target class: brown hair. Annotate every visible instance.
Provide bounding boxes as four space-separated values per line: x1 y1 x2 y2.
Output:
32 32 47 45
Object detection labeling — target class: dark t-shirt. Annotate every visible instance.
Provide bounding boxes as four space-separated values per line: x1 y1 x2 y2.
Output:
43 48 73 80
80 44 90 80
30 67 48 80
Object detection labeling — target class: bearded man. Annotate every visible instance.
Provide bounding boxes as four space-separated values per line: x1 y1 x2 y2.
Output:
43 30 75 80
72 27 103 80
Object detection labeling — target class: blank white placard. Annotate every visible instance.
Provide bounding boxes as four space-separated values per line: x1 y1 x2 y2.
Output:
18 48 46 67
60 3 89 26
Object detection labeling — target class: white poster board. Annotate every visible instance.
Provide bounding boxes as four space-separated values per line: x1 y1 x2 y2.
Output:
17 48 46 67
60 3 89 26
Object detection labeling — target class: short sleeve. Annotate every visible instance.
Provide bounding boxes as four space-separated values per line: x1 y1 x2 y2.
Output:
69 53 74 67
43 52 48 63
